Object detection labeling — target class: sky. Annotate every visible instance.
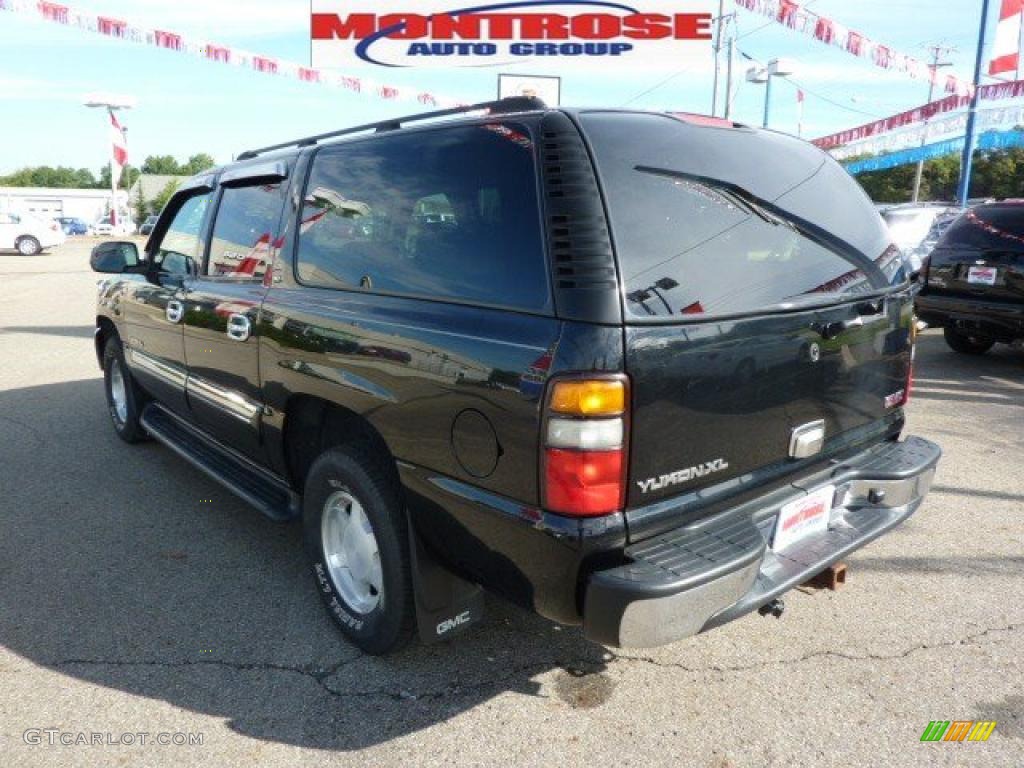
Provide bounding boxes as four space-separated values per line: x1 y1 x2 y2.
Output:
0 0 1007 176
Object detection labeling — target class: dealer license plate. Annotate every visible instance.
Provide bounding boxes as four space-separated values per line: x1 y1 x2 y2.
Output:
967 266 997 285
773 485 835 552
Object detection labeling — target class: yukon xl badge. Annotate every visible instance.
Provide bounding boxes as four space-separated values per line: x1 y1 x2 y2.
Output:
637 458 730 494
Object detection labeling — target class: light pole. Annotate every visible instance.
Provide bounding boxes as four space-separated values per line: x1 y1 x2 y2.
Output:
956 0 993 207
747 58 796 129
84 93 135 228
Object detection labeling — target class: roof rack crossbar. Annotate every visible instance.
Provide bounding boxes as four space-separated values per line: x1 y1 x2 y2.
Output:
236 96 546 160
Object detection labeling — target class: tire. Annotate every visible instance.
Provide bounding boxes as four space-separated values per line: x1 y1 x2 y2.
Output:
303 445 414 655
102 338 149 443
943 327 995 355
16 236 41 256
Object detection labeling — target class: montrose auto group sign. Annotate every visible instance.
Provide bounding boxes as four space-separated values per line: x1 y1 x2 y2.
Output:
311 1 714 69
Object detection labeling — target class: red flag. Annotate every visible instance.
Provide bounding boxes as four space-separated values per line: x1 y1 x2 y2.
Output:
110 111 128 171
814 17 835 44
990 0 1024 75
846 31 865 57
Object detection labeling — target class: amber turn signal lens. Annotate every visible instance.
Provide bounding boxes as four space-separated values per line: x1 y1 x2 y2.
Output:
549 380 625 416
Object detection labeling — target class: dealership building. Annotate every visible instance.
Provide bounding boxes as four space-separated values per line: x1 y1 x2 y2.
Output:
0 186 129 223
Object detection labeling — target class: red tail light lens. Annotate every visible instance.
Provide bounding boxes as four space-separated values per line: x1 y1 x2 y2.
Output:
544 448 624 516
541 376 628 517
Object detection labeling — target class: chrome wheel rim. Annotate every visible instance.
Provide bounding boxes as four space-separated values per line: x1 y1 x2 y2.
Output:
321 490 382 614
109 359 128 425
18 239 37 255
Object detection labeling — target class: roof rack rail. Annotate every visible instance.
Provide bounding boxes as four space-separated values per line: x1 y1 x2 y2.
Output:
236 96 547 160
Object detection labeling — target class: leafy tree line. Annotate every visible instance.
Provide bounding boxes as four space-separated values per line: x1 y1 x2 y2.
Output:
0 153 216 190
854 146 1024 203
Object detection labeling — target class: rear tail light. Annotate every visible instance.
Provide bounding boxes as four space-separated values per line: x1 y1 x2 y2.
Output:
542 377 627 517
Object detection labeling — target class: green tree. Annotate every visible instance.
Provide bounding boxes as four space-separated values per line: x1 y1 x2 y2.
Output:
141 155 182 175
0 166 98 188
151 179 181 216
135 184 148 219
853 144 1024 203
181 153 216 175
98 163 140 191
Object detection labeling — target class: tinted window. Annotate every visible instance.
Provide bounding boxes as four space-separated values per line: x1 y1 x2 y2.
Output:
581 112 892 321
207 183 284 279
296 123 549 312
938 205 1024 251
156 192 211 274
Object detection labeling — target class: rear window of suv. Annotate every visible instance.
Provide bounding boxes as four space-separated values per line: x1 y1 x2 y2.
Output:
581 112 893 321
296 123 551 313
937 204 1024 251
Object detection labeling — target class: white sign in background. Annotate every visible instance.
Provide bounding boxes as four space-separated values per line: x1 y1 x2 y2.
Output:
311 1 715 71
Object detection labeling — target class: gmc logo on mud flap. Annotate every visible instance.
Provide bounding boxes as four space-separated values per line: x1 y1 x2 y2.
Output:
436 611 471 636
636 458 729 493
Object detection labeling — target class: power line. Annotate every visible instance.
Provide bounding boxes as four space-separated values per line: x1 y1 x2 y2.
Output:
619 0 820 108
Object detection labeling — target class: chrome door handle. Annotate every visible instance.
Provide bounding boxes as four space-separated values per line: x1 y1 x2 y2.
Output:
227 313 251 342
166 300 184 324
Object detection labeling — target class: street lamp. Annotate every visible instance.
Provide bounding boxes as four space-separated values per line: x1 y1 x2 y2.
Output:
747 58 796 129
84 93 136 229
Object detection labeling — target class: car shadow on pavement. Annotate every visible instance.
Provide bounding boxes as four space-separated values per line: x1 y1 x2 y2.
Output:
0 379 613 751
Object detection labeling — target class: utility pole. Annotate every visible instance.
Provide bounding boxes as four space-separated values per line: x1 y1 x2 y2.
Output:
957 0 993 207
724 36 735 119
911 45 955 202
711 0 725 116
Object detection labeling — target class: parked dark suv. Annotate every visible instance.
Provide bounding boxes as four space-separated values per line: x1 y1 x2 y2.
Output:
91 98 941 654
916 201 1024 354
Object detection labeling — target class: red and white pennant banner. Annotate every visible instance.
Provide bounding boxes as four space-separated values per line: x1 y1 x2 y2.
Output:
0 0 457 107
813 79 1024 150
829 103 1024 160
734 0 974 98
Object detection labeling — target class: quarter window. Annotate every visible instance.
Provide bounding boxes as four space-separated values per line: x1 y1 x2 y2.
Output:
296 123 550 312
207 184 284 279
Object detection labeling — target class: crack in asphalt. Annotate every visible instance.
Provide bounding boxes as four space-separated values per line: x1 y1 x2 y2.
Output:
49 622 1020 703
611 622 1021 676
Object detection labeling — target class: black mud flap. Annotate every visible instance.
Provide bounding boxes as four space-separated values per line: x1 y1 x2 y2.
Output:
408 523 485 644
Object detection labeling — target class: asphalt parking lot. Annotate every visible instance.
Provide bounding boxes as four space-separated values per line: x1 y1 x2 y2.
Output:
0 238 1021 767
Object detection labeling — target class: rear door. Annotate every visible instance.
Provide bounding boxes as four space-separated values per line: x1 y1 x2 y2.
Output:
926 204 1024 302
181 164 289 460
579 112 913 509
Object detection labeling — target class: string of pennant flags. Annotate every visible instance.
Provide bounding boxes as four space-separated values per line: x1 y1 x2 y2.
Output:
829 102 1024 160
733 0 975 98
0 0 459 107
813 78 1024 150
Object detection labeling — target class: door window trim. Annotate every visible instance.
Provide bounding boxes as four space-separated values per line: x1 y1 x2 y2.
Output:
198 176 291 284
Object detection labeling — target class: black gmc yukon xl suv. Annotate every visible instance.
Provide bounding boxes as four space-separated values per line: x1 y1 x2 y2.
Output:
91 97 941 654
916 201 1024 354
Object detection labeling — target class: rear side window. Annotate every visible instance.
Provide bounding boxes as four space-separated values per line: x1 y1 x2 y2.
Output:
938 205 1024 251
581 112 890 321
207 183 284 279
296 123 550 312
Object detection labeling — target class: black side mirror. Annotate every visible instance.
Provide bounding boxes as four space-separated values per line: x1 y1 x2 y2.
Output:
90 241 140 274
